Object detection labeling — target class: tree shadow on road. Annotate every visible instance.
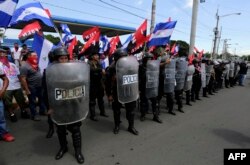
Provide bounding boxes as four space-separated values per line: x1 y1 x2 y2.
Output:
213 128 250 147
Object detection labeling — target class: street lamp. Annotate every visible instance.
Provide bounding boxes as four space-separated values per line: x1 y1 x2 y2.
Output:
212 10 241 59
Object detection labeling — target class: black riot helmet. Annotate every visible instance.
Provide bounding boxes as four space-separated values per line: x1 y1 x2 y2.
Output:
48 51 54 63
142 52 153 64
113 48 127 61
53 47 69 61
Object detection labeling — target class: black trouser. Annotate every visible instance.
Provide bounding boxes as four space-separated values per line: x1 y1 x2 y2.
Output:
203 87 207 97
89 88 105 118
175 90 183 110
166 93 174 112
140 94 159 118
56 122 82 151
185 90 191 104
191 79 201 100
225 76 230 88
112 99 136 128
207 77 214 94
48 115 54 129
229 77 234 87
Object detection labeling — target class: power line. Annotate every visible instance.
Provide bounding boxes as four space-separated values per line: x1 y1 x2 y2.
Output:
171 0 213 31
80 0 120 12
110 0 168 19
98 0 146 20
40 1 140 25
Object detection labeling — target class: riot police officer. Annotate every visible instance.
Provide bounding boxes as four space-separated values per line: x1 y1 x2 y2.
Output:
105 49 139 135
45 47 86 164
139 52 162 123
184 58 195 106
201 58 208 97
174 49 188 113
88 52 108 121
157 51 176 115
191 59 202 101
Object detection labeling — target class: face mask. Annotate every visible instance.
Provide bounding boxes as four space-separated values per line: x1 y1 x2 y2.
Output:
27 56 38 70
0 56 10 68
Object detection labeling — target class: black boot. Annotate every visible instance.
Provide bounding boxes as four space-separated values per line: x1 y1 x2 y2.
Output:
203 87 209 98
55 127 68 160
21 110 30 119
153 115 162 123
139 97 147 122
190 91 196 102
152 98 162 123
46 126 54 138
72 132 84 164
46 115 54 138
178 107 184 113
89 102 98 121
185 90 192 106
112 101 121 134
113 125 120 134
167 93 176 115
126 106 139 135
195 92 201 100
98 98 108 117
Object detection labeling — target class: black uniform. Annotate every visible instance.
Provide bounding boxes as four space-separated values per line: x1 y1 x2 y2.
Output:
139 54 162 123
157 55 175 115
191 60 202 101
45 47 84 164
105 49 138 135
88 58 107 121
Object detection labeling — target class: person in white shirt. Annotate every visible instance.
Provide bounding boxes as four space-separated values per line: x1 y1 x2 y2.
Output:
0 47 30 122
11 43 22 68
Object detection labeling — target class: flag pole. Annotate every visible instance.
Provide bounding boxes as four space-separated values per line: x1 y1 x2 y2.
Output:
51 20 64 46
44 8 64 46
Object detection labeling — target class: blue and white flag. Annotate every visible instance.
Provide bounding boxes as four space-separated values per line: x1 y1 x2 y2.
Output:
60 23 74 45
0 0 19 27
99 35 109 54
32 33 54 73
60 23 72 36
9 2 54 27
147 21 177 47
121 34 132 50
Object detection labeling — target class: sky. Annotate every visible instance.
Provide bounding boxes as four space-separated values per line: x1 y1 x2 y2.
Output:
3 0 250 56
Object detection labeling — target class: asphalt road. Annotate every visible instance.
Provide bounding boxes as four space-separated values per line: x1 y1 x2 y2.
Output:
1 75 250 165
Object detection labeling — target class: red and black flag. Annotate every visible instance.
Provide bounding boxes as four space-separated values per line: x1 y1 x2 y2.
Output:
126 19 148 54
67 36 77 60
82 26 100 42
108 35 121 56
80 31 100 55
18 21 42 42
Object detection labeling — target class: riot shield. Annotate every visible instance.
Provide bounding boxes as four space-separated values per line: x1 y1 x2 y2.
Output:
224 64 230 80
164 59 176 93
46 62 90 125
229 62 235 78
145 60 160 98
201 63 206 88
175 57 188 91
206 65 213 85
184 64 195 91
116 56 139 103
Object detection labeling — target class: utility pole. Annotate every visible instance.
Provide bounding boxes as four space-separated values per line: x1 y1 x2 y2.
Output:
188 0 199 57
150 0 156 33
212 9 219 59
216 26 222 56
